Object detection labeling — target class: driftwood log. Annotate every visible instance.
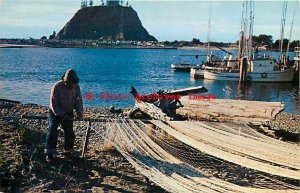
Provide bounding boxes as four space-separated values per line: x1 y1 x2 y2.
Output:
177 96 284 123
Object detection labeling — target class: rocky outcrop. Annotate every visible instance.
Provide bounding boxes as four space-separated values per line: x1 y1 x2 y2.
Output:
56 6 157 41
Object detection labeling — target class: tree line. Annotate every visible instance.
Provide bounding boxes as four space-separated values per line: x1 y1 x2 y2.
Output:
163 38 234 48
251 34 299 51
164 35 299 51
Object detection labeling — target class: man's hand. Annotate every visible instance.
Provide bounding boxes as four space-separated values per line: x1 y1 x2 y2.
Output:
76 112 83 120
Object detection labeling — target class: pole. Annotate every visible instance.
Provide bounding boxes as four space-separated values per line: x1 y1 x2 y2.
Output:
239 57 248 84
82 121 91 158
285 10 295 65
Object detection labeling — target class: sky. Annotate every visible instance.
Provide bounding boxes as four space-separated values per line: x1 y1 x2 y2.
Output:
0 0 299 42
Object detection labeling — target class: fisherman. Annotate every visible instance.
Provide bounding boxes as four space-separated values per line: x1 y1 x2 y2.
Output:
45 69 83 162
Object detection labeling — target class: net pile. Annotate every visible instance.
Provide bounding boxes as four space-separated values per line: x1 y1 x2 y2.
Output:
93 119 300 193
17 114 300 192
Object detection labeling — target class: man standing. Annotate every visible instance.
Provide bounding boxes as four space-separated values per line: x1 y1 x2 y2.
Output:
45 69 83 162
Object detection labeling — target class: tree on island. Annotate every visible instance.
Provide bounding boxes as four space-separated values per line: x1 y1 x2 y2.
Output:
81 0 88 9
40 36 47 40
49 31 56 39
100 0 105 6
89 0 93 7
106 0 120 7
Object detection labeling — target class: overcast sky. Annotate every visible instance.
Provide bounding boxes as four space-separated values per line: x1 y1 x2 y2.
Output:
0 0 299 42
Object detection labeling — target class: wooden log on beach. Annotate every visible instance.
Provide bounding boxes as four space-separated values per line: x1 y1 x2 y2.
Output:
177 97 284 123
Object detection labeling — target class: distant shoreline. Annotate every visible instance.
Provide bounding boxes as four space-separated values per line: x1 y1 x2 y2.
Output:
0 44 41 48
0 43 177 49
0 44 236 50
0 44 271 51
178 46 239 51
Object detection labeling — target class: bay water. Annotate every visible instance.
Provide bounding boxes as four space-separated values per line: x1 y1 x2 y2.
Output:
0 48 299 114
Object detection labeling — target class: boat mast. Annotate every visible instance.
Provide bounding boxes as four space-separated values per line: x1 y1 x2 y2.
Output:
285 10 295 65
206 0 212 61
239 1 252 59
248 0 254 59
279 1 287 63
239 1 246 59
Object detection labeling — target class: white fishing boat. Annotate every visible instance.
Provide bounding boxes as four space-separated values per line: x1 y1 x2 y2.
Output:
203 1 295 83
191 54 239 79
190 67 204 78
204 58 294 82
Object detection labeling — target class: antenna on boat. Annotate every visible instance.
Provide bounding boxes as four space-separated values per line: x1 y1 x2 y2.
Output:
279 1 288 63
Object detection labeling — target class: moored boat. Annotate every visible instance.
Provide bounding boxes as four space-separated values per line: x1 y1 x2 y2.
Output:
203 1 295 83
190 67 204 78
191 56 239 79
204 58 294 82
171 63 199 72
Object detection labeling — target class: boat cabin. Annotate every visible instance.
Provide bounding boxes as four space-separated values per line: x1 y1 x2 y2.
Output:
249 59 275 73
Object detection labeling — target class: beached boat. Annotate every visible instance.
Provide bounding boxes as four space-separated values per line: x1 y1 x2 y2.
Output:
130 85 207 119
170 85 207 95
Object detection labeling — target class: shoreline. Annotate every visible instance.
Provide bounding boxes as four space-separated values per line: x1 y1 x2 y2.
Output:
0 44 41 48
0 43 237 50
178 46 239 51
0 44 273 51
0 43 176 49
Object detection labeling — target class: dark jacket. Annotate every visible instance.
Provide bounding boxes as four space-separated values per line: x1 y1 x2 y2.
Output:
49 80 83 117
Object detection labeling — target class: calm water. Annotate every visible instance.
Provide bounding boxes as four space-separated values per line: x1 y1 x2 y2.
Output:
0 48 299 114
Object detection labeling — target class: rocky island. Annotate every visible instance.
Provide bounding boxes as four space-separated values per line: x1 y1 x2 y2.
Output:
56 1 157 42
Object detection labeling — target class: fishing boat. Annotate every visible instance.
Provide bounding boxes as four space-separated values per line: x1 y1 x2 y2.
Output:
190 53 239 79
190 67 204 78
204 57 294 82
171 63 199 72
203 1 295 82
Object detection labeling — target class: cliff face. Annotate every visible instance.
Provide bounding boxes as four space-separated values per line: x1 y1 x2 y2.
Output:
56 6 157 41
